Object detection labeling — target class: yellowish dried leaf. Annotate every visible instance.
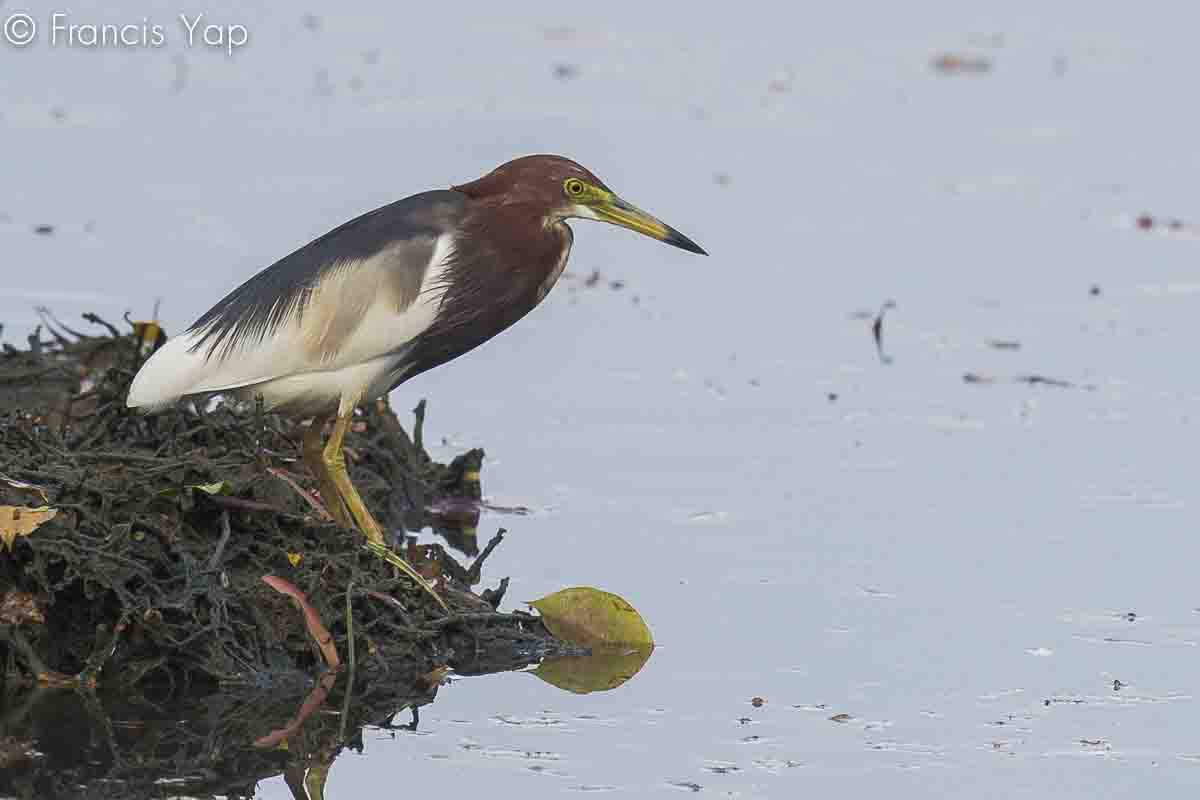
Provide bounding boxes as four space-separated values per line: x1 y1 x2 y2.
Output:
420 665 450 687
286 552 303 568
528 586 654 648
0 506 57 551
0 591 45 625
36 671 81 689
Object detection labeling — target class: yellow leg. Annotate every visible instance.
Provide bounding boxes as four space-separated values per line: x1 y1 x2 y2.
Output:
325 393 447 610
322 409 386 545
303 416 352 528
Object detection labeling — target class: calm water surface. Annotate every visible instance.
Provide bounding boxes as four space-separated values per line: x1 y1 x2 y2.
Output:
4 1 1200 796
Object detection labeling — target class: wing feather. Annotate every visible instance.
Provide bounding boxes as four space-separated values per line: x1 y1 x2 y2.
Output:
128 191 464 409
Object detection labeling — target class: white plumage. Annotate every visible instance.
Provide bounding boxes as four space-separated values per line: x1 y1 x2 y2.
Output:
127 235 454 414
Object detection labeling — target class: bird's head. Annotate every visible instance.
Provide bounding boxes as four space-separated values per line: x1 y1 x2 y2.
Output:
452 154 707 255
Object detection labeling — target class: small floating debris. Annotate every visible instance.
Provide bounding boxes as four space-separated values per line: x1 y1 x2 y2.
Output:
1071 634 1153 647
686 510 731 524
1132 213 1194 235
702 761 741 775
668 782 703 793
963 372 1096 390
32 225 55 236
870 300 896 365
1021 374 1078 388
931 53 992 75
766 68 795 95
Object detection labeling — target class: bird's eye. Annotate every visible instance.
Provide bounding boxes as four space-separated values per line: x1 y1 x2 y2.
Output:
565 179 586 197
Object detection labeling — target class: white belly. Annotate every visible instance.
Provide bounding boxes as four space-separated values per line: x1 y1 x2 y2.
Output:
247 353 405 416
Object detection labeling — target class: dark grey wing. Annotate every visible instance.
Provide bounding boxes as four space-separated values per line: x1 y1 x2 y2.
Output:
188 190 467 361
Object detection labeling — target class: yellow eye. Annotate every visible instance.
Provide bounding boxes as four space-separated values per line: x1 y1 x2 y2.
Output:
565 179 586 197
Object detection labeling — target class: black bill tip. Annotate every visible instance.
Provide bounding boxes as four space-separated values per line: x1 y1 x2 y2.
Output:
664 227 708 256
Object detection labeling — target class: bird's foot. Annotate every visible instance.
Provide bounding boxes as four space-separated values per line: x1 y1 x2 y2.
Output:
362 538 449 613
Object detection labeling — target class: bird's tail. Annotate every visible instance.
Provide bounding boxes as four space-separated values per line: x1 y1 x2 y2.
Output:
126 330 210 410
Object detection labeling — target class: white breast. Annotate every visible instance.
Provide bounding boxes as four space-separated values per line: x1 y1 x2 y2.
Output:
537 225 573 302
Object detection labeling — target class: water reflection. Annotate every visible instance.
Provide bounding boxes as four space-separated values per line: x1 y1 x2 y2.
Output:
425 505 481 558
421 482 532 561
532 647 655 694
0 640 653 799
0 548 656 799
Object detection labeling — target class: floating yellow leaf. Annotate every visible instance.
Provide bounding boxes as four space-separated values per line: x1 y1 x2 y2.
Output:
0 506 57 551
286 552 303 567
532 647 653 694
528 586 654 648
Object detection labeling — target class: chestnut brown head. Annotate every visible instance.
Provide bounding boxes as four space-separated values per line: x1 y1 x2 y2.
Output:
454 154 706 255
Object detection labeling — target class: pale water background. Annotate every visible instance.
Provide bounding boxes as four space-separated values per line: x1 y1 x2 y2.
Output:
3 1 1200 796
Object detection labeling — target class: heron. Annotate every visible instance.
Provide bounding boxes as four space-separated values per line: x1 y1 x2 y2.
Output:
127 154 706 562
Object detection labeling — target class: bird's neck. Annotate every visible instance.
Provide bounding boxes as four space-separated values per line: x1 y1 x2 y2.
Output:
465 202 572 298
